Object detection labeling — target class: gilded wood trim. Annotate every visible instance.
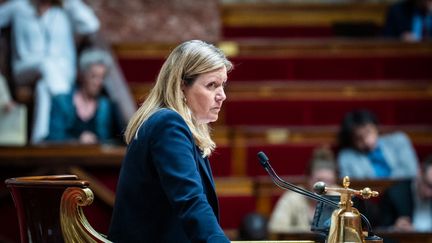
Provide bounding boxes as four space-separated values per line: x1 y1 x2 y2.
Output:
60 187 112 243
231 241 315 243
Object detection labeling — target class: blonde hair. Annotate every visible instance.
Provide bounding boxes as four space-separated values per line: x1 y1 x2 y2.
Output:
124 40 233 157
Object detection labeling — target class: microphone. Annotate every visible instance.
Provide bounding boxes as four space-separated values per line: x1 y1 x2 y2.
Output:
256 151 374 234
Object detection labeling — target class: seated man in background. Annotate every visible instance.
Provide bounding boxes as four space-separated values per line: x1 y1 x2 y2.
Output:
45 48 113 144
337 109 418 179
268 146 338 233
379 155 432 232
383 0 432 41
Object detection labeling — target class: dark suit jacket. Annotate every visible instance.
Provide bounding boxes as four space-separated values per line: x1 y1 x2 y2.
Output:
383 0 417 37
108 109 229 243
379 179 414 227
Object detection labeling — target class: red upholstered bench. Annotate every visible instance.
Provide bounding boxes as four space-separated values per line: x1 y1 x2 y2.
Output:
245 143 317 176
227 56 432 81
211 145 233 177
223 99 432 126
218 195 257 229
117 55 432 83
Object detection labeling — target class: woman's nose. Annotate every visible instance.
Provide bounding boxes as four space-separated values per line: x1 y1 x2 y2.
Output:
216 88 226 102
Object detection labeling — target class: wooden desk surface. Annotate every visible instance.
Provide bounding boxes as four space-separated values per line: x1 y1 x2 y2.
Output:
112 40 432 58
0 145 125 167
271 231 432 243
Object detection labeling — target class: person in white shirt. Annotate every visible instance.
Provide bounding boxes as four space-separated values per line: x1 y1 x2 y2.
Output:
0 0 99 143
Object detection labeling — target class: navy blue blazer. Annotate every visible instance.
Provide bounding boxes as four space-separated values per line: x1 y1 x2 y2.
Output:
378 179 414 227
383 0 416 37
108 109 229 243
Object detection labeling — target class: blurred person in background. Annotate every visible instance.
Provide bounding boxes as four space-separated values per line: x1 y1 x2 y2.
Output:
383 0 432 41
0 71 27 145
268 146 338 233
238 212 268 241
379 155 432 232
0 0 100 143
0 72 15 113
45 48 113 144
337 109 418 179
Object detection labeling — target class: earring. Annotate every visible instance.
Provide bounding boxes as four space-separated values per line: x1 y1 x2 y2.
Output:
183 96 187 103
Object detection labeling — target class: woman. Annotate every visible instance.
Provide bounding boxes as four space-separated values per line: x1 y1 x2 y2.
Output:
45 48 113 144
337 109 418 179
108 40 232 242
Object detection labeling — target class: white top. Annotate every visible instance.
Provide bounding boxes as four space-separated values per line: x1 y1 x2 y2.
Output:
0 0 99 87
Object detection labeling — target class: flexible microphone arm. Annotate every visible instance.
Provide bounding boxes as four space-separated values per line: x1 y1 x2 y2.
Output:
257 151 339 207
256 151 373 234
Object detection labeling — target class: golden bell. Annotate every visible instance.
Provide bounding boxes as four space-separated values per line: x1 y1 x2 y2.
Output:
325 177 381 243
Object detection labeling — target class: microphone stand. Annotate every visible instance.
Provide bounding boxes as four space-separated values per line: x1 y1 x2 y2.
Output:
257 151 377 238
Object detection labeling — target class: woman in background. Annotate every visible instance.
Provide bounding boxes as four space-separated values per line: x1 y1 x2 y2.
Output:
337 109 418 179
45 48 113 144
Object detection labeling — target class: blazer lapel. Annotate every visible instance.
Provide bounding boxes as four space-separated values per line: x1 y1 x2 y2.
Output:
194 147 215 188
194 147 220 220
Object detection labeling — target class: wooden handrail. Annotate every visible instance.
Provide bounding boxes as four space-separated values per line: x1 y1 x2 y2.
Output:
221 2 388 27
0 144 125 166
69 166 116 207
60 187 112 243
113 40 432 58
130 81 432 103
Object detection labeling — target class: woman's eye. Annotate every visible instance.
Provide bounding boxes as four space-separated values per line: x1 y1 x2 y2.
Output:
207 82 217 88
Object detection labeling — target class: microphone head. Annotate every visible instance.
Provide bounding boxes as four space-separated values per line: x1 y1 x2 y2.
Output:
257 151 269 168
313 181 327 195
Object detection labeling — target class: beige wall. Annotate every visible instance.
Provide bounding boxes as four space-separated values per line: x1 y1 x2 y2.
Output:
91 0 221 44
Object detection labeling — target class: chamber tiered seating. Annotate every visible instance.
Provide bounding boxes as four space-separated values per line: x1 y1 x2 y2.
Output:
3 0 432 241
221 2 388 39
113 40 432 83
4 19 432 243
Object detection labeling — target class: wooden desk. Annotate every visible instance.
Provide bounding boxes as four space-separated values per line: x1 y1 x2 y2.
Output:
232 241 314 243
269 232 324 242
0 145 125 207
0 145 125 167
375 231 432 243
271 231 432 243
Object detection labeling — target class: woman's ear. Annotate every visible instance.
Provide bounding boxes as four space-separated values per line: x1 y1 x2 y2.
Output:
180 80 186 92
